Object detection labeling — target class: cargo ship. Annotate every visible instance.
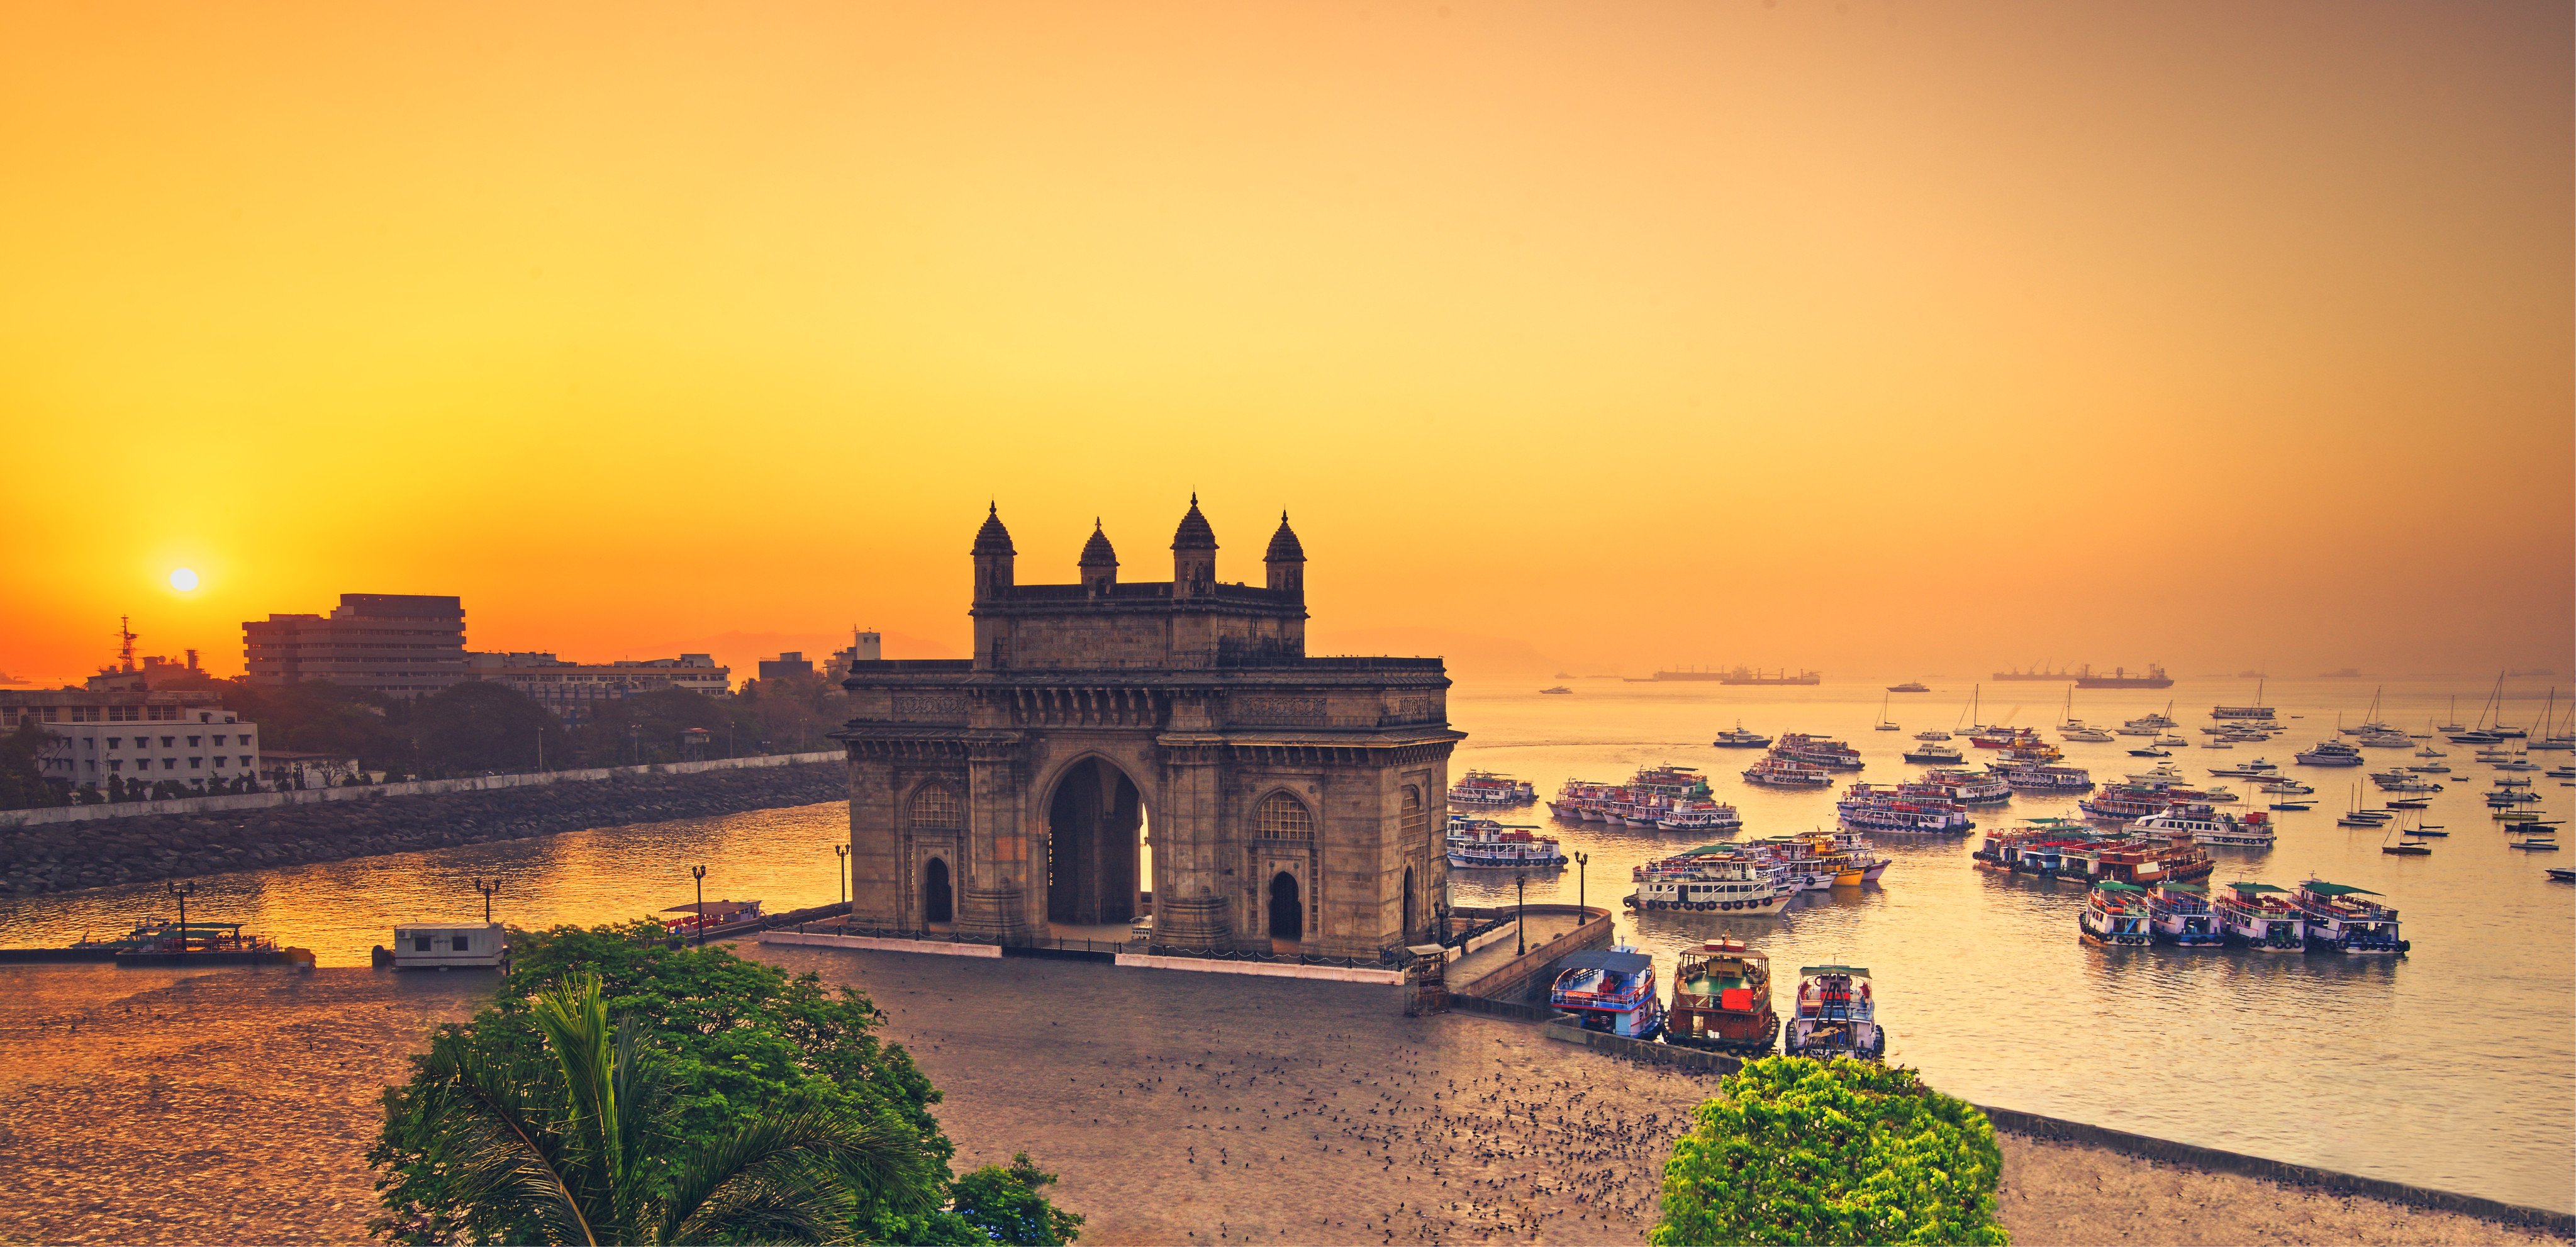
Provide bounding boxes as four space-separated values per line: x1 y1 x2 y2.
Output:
2075 663 2175 690
1993 665 2077 681
1716 667 1822 685
1665 939 1779 1053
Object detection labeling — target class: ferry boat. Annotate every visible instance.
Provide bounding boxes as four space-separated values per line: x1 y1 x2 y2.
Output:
1444 818 1570 869
1665 939 1779 1053
2294 741 2365 767
2132 805 2277 848
2119 708 2180 735
1654 800 1744 833
1784 966 1885 1061
2146 881 2223 946
1447 770 1537 806
1903 741 1966 764
1887 681 1931 693
1914 727 1953 741
1548 766 1724 824
2077 664 2174 690
1712 721 1773 749
1774 733 1865 770
1970 725 2043 750
2080 784 2188 821
2080 881 2155 945
2213 681 2277 722
1627 851 1794 914
1836 783 1973 835
1742 754 1835 788
1997 761 2094 792
1904 768 2012 806
2295 880 2408 954
2214 881 2304 950
1548 947 1665 1038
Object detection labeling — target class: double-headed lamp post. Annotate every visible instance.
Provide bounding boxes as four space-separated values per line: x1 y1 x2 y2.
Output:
1573 851 1590 918
689 864 709 947
472 876 501 925
834 844 850 911
1514 871 1528 955
165 880 197 955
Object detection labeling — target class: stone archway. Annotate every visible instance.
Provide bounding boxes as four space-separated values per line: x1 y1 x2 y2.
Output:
1047 757 1143 926
922 857 953 926
1268 871 1304 942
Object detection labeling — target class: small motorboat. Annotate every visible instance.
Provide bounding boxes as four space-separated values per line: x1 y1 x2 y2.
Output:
2129 746 2172 758
2268 800 2314 812
2545 867 2575 882
2382 843 2432 856
1539 686 1572 695
2510 838 2560 852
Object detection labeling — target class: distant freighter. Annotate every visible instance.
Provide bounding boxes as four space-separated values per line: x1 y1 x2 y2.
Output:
1638 667 1821 685
2074 664 2174 690
1993 666 2077 681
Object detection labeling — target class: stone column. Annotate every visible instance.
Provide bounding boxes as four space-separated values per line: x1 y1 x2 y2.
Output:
1152 735 1232 948
953 733 1033 942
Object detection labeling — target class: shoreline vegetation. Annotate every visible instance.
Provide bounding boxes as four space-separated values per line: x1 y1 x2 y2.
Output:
0 946 2567 1245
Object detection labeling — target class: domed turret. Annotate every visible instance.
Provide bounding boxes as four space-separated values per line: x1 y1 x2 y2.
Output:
1264 511 1305 598
1171 493 1217 597
1079 518 1118 596
971 502 1015 602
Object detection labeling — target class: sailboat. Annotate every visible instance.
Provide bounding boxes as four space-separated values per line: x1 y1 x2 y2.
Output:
2451 673 2509 744
1874 691 1901 732
2528 688 2572 752
2058 687 2112 741
2382 822 2432 856
2436 696 2466 734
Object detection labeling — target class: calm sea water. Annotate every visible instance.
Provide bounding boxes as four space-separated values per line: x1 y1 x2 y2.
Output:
2 674 2568 1211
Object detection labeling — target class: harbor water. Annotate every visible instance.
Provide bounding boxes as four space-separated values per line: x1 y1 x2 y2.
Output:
0 675 2567 1212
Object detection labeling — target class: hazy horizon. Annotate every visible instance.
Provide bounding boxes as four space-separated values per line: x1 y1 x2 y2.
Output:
5 2 2568 685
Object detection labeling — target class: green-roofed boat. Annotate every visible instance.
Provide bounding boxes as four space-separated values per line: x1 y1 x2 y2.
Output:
1666 939 1780 1054
2146 881 2222 946
2214 881 2304 950
2080 880 2153 946
1785 965 1883 1061
2295 878 2409 954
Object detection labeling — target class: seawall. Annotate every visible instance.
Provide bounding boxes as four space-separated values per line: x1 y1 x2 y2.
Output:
0 754 847 897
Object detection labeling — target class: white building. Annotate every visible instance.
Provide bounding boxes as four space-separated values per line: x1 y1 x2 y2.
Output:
1 691 262 797
466 652 731 726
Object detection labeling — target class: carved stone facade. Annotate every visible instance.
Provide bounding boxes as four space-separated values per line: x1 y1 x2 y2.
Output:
836 500 1462 958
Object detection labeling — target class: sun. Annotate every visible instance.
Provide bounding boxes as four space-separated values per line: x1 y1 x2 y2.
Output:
169 568 199 592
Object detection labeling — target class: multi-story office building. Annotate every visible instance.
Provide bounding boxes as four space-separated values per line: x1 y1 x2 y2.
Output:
0 687 260 795
464 652 730 726
243 593 468 698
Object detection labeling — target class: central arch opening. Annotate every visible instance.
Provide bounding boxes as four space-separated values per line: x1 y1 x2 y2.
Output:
1047 758 1142 927
1268 871 1304 942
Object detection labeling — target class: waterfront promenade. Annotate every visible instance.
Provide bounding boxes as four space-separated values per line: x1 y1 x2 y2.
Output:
0 953 2561 1245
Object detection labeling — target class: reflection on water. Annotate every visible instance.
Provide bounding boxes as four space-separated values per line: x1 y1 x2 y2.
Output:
0 676 2567 1211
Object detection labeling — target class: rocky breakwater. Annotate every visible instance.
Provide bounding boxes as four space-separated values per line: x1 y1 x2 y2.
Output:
0 763 849 897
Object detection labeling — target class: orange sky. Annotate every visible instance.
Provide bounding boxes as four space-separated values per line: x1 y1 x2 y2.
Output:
3 1 2568 685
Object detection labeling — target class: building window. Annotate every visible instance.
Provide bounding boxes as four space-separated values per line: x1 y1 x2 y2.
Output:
907 784 962 830
189 736 201 747
1254 791 1314 840
452 935 472 951
413 937 432 953
189 758 201 768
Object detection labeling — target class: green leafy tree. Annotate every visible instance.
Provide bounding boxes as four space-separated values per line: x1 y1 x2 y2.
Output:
1653 1056 2007 1247
411 679 574 776
217 677 418 774
0 718 65 810
947 1153 1084 1246
371 924 1082 1244
398 972 925 1244
574 688 738 764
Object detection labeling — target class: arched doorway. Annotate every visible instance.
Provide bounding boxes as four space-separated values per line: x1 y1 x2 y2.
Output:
1402 866 1417 944
1268 872 1304 942
922 858 953 926
1047 758 1143 927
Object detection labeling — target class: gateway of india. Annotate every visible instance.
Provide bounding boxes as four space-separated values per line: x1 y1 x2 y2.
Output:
835 498 1462 959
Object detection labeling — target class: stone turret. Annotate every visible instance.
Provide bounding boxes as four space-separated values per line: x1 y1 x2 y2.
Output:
971 503 1015 603
1264 512 1305 599
1171 494 1217 599
1079 519 1118 597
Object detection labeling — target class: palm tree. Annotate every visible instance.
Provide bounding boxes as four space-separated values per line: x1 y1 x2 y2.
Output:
413 973 923 1244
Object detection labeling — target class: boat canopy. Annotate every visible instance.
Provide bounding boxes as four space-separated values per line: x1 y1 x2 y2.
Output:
2227 881 2289 893
2158 881 2207 894
2093 880 2146 893
1558 949 1654 975
1800 965 1870 976
2302 881 2382 897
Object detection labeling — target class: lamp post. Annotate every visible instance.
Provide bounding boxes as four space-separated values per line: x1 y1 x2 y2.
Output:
834 844 850 911
689 864 708 947
1573 851 1589 918
1514 871 1527 955
165 880 196 956
472 876 501 925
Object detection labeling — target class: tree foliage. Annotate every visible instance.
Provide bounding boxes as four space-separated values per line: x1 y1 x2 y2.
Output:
1653 1057 2007 1247
370 924 1081 1245
0 718 65 810
411 679 575 776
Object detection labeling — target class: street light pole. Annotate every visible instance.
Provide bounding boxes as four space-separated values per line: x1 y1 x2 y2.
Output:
690 864 708 947
473 877 501 925
165 880 196 956
834 844 849 911
1573 851 1589 918
1514 872 1527 955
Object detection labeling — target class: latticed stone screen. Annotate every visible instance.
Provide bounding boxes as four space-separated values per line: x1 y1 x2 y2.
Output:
1401 786 1426 843
908 784 962 830
1254 791 1314 839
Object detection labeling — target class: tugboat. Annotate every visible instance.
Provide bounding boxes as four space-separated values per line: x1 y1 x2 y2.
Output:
1548 947 1665 1038
2146 881 2222 946
1784 966 1885 1061
2080 881 2155 946
1444 817 1570 869
2295 880 2408 954
2214 881 2304 950
1666 939 1780 1053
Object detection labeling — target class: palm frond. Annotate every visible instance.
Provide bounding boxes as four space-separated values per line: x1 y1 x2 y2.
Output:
417 1029 602 1245
661 1106 924 1244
